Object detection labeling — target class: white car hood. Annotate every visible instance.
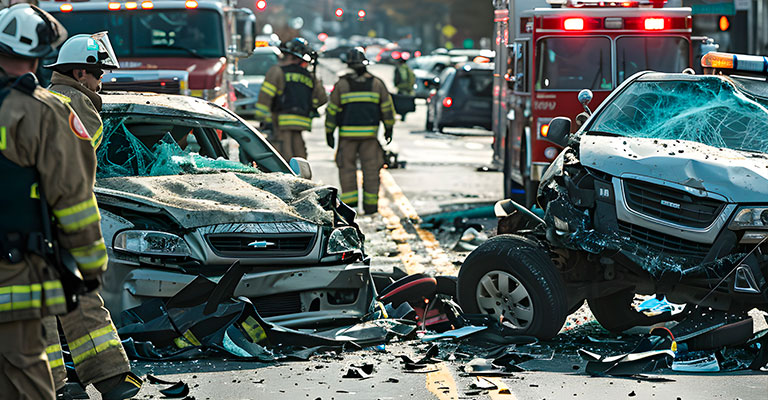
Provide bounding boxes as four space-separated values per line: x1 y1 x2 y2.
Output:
579 134 768 203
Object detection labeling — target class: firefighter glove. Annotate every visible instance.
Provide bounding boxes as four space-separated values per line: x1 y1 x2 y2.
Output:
326 132 335 148
384 127 393 144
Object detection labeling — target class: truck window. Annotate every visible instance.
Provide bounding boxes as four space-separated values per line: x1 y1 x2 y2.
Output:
53 10 225 58
513 41 529 93
535 37 612 91
616 36 690 83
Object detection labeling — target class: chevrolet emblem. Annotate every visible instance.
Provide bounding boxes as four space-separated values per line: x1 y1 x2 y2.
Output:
247 240 276 248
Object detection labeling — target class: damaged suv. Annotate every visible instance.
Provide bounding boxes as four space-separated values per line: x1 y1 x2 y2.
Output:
458 53 768 339
96 92 372 328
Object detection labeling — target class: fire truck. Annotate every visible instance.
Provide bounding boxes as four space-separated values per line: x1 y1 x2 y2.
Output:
40 0 257 109
492 0 696 206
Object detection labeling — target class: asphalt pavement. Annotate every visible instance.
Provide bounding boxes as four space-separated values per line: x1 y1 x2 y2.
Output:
85 59 768 400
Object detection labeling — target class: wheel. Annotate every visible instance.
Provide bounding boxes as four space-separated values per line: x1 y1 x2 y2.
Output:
457 234 568 339
587 290 680 333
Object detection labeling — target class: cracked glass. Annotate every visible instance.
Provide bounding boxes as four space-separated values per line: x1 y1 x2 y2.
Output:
589 77 768 154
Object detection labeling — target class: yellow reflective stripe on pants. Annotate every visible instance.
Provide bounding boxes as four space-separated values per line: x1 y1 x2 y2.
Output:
43 280 66 307
327 103 341 114
363 191 379 205
277 114 311 130
340 191 358 205
340 91 380 105
46 344 64 369
53 195 100 233
69 238 108 272
68 325 122 365
241 316 267 343
0 283 42 311
260 81 277 96
339 126 378 137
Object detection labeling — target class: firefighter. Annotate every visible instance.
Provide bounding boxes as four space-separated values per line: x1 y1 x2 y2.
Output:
42 33 142 400
0 4 104 399
254 37 326 161
394 57 415 96
325 47 395 214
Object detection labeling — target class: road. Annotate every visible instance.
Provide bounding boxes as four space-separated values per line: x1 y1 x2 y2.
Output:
87 60 768 400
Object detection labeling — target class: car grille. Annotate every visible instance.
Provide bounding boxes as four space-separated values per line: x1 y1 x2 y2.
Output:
618 221 711 260
251 292 302 317
623 179 725 228
206 233 316 257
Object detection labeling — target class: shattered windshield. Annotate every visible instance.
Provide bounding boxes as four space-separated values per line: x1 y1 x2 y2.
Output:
96 118 259 178
589 77 768 154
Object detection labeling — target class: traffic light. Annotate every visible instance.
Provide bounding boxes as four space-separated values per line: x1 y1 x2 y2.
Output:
719 15 730 31
357 9 365 20
335 8 343 18
255 0 266 11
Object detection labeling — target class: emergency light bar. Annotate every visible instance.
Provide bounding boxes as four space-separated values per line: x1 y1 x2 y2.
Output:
547 0 666 7
701 52 768 74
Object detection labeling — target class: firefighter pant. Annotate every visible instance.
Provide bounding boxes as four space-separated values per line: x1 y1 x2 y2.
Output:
0 318 55 400
272 129 307 161
43 291 129 390
335 137 384 214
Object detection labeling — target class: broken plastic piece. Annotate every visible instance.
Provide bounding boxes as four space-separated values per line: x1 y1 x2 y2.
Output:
421 326 488 342
158 381 190 398
579 348 674 376
671 353 720 372
342 363 375 379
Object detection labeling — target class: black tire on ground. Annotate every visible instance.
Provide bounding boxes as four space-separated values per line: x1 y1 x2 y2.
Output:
587 290 679 333
457 234 569 340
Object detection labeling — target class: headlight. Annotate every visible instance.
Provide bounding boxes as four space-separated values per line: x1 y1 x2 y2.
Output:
728 207 768 230
113 230 192 257
326 227 361 255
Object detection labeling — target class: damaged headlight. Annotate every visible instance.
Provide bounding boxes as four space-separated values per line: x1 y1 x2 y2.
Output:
326 227 362 255
113 230 192 257
728 207 768 230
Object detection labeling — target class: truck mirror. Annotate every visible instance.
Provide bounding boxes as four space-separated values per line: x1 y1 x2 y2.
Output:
547 117 571 147
578 89 593 115
232 8 257 57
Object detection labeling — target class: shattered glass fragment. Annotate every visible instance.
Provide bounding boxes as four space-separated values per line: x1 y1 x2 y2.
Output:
327 226 362 255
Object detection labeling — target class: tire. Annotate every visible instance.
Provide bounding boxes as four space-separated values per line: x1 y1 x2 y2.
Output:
587 290 680 333
457 234 569 339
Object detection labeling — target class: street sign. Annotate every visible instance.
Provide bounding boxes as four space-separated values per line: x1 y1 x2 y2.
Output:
442 24 457 38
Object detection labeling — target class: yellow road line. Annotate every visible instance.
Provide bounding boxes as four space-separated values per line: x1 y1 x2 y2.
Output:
425 362 459 400
378 197 425 275
485 377 516 399
379 169 457 275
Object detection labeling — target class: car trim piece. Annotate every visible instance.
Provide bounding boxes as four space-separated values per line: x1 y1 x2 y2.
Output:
613 175 736 244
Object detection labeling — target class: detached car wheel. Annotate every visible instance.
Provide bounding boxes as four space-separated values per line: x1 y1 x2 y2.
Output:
587 290 680 333
458 234 568 339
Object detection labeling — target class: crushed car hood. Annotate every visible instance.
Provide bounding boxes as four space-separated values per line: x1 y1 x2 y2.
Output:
580 135 768 202
96 172 334 228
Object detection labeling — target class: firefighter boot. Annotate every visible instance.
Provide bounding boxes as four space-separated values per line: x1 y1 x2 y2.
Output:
94 372 142 400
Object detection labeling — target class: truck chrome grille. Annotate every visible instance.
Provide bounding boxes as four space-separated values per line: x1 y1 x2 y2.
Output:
206 233 315 257
623 179 724 228
618 221 710 260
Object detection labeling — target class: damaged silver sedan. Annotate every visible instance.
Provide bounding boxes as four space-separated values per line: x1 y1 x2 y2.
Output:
95 92 373 328
458 56 768 339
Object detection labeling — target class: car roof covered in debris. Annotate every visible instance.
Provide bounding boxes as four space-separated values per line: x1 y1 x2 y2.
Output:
101 92 237 123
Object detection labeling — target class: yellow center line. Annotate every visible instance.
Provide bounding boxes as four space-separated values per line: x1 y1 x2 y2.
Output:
425 362 459 400
484 377 516 399
378 196 425 275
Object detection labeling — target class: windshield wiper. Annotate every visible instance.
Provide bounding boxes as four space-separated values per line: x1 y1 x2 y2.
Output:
585 130 623 137
142 44 205 59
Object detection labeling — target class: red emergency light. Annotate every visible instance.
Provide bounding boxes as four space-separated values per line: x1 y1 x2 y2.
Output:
107 2 121 10
255 0 267 11
185 0 198 8
335 8 344 17
317 32 329 42
125 2 138 10
391 51 401 60
644 17 665 30
414 50 422 57
141 1 153 9
563 18 584 30
357 9 366 19
59 3 73 12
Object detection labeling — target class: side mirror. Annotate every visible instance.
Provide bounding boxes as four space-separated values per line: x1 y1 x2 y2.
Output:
547 117 572 147
577 89 593 115
231 9 256 57
290 157 313 179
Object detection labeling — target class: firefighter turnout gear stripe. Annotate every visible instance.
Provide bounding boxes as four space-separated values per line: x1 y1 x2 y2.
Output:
69 239 108 272
68 324 122 365
340 191 359 206
254 103 271 122
277 114 311 130
0 280 65 313
45 343 64 369
339 125 379 137
53 195 100 233
363 191 379 205
261 81 277 97
340 91 380 104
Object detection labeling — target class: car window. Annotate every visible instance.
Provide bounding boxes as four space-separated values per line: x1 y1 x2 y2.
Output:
456 71 493 97
535 37 612 91
239 51 279 76
437 68 456 96
617 36 689 83
589 77 768 154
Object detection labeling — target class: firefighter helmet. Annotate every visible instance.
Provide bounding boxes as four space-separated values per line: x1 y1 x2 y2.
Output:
279 37 314 63
345 47 369 67
45 32 120 71
0 4 67 59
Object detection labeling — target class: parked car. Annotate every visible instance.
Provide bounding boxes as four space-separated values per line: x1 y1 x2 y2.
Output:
96 92 372 328
232 46 280 118
457 53 768 339
426 62 493 132
408 55 451 99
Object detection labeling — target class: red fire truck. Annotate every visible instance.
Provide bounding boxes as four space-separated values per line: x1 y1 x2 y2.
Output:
492 0 695 206
40 0 257 109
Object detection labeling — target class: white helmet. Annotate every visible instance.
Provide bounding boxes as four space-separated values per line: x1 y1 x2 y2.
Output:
45 32 120 71
0 4 66 59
